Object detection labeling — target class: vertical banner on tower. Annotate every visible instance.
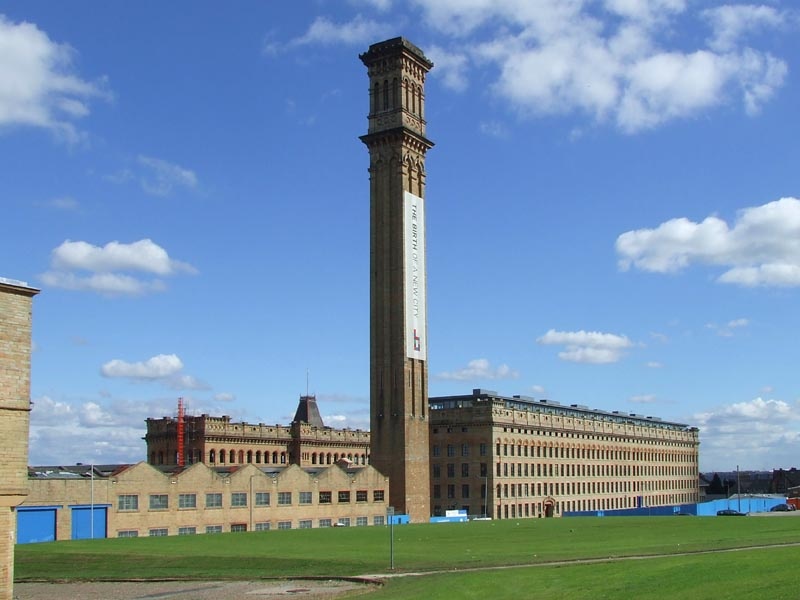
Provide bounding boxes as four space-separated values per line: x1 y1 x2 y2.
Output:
404 191 427 360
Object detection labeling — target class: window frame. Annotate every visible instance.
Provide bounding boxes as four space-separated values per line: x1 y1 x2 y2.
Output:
149 494 168 510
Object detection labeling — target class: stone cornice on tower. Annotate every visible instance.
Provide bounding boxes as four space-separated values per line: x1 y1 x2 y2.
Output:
360 126 434 156
359 37 433 72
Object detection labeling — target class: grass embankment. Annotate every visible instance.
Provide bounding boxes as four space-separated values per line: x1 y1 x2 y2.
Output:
16 517 800 598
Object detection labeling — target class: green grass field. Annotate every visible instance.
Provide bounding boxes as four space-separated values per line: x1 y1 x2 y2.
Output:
16 517 800 599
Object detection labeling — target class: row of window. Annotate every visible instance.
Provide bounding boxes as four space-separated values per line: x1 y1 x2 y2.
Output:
431 442 695 463
431 424 696 449
117 515 386 537
151 449 370 467
431 480 697 502
432 443 488 458
493 462 695 478
118 490 385 511
496 425 696 446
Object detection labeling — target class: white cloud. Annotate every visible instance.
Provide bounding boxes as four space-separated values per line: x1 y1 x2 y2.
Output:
530 384 546 395
29 395 175 464
537 329 633 364
407 1 788 132
214 392 236 403
28 394 254 464
137 155 198 197
604 0 687 24
435 358 519 381
479 120 510 138
102 354 184 379
50 239 193 275
30 395 74 425
41 238 196 296
0 15 107 142
617 197 800 287
427 45 470 91
646 361 663 368
349 0 392 12
290 15 393 49
46 196 79 211
707 317 749 338
100 353 209 391
322 411 370 431
702 5 787 52
40 271 167 295
630 394 657 404
694 397 800 470
167 374 211 391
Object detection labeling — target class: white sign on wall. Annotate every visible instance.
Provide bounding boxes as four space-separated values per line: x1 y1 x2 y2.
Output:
404 191 427 361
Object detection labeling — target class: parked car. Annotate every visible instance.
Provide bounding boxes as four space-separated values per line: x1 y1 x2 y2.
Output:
770 503 795 512
717 509 746 516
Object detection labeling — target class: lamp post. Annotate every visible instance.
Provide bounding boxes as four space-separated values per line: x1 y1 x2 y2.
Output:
387 506 395 570
90 463 95 540
482 476 489 519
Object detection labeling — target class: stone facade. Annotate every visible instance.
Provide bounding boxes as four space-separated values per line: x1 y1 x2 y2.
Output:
144 399 370 469
24 461 389 539
429 389 700 518
0 279 38 600
360 37 433 523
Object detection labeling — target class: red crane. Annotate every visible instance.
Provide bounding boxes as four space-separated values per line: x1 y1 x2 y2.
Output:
177 397 185 467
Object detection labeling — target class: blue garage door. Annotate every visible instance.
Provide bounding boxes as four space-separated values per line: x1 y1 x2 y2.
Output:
70 505 109 540
16 506 59 544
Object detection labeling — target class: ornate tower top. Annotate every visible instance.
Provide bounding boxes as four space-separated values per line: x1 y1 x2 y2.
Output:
359 36 434 141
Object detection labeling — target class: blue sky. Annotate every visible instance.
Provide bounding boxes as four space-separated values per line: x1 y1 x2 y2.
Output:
2 1 799 472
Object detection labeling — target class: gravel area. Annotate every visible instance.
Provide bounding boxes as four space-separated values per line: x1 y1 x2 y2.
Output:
14 579 374 600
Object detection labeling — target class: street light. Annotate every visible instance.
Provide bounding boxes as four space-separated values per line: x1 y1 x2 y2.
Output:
482 476 488 519
387 506 395 570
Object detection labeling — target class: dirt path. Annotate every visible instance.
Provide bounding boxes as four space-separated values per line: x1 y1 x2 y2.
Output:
13 579 375 600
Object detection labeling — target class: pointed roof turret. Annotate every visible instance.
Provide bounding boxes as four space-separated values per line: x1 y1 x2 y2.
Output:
293 395 324 428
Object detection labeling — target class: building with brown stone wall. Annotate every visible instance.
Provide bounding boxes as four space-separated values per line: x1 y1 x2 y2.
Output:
429 389 700 519
360 37 433 523
144 396 371 469
0 278 38 600
21 461 389 540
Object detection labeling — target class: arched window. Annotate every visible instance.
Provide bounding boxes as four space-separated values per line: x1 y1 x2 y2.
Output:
238 450 244 463
327 453 332 464
383 79 389 110
272 451 278 463
150 451 156 464
392 77 399 108
347 453 353 462
158 451 164 465
334 453 339 462
220 450 226 464
229 449 235 463
247 450 253 463
417 86 423 118
311 453 317 465
411 84 417 114
209 449 216 463
280 452 286 464
373 82 380 113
